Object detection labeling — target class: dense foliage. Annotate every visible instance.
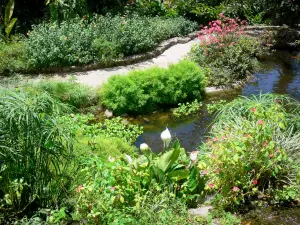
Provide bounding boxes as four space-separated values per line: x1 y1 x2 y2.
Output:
100 60 207 115
0 15 196 75
0 89 74 220
189 15 268 86
199 94 300 208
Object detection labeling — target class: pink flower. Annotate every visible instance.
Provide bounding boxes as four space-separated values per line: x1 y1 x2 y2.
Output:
211 153 215 158
275 148 279 153
244 134 249 138
110 186 116 191
251 108 256 113
76 185 83 193
263 141 268 147
253 179 258 185
208 183 214 188
258 120 264 125
269 153 274 158
122 21 127 25
232 186 239 192
201 170 208 175
276 99 281 103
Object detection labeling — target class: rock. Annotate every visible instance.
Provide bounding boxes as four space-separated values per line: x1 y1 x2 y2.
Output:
188 206 213 217
122 119 129 125
143 117 150 123
96 106 103 113
104 109 113 118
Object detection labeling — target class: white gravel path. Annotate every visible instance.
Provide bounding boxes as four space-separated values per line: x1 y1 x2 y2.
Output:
38 39 200 87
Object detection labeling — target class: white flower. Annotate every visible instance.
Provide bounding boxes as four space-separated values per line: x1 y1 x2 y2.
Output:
140 143 150 151
161 127 171 149
190 151 199 162
108 156 115 162
125 154 133 163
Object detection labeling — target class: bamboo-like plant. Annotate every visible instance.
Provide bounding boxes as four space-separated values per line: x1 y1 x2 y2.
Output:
0 0 17 41
0 89 74 217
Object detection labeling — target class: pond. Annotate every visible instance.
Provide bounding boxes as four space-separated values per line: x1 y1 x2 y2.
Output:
134 50 300 153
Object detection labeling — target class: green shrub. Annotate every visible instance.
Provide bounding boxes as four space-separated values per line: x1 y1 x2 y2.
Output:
26 80 98 109
0 89 74 218
100 60 207 115
198 94 300 208
0 41 27 75
25 15 197 69
189 16 268 86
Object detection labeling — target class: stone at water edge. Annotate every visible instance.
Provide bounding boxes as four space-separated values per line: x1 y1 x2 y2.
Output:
105 109 113 118
188 206 213 217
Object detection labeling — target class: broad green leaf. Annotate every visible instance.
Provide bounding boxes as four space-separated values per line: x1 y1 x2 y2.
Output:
233 154 239 162
5 18 17 37
4 0 15 26
168 170 189 181
157 147 180 172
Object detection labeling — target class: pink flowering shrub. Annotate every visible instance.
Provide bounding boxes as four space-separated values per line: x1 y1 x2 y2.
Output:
189 14 269 86
197 94 299 208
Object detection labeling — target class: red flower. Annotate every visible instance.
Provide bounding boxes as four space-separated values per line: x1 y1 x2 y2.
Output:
208 183 214 188
276 99 281 103
269 153 274 158
244 134 249 138
251 108 256 113
258 120 264 125
263 141 268 147
253 179 258 185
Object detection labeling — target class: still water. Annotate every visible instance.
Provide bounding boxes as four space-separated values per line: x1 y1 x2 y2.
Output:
134 50 300 153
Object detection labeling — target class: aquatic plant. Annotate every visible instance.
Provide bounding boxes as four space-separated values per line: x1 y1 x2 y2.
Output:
173 99 202 117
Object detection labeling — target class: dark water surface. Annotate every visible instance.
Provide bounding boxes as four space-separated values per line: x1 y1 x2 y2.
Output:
134 50 300 153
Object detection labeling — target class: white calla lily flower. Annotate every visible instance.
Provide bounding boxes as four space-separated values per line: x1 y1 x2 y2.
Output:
125 154 133 164
161 127 171 149
140 143 150 151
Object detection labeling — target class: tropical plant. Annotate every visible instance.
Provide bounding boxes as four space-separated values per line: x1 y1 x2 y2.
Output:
0 89 74 219
46 0 88 23
0 0 17 41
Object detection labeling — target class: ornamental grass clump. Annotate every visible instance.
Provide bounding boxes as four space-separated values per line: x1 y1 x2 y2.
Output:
0 89 74 218
198 94 300 208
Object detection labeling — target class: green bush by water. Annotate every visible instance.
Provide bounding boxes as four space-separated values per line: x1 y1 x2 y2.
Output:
100 60 207 115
